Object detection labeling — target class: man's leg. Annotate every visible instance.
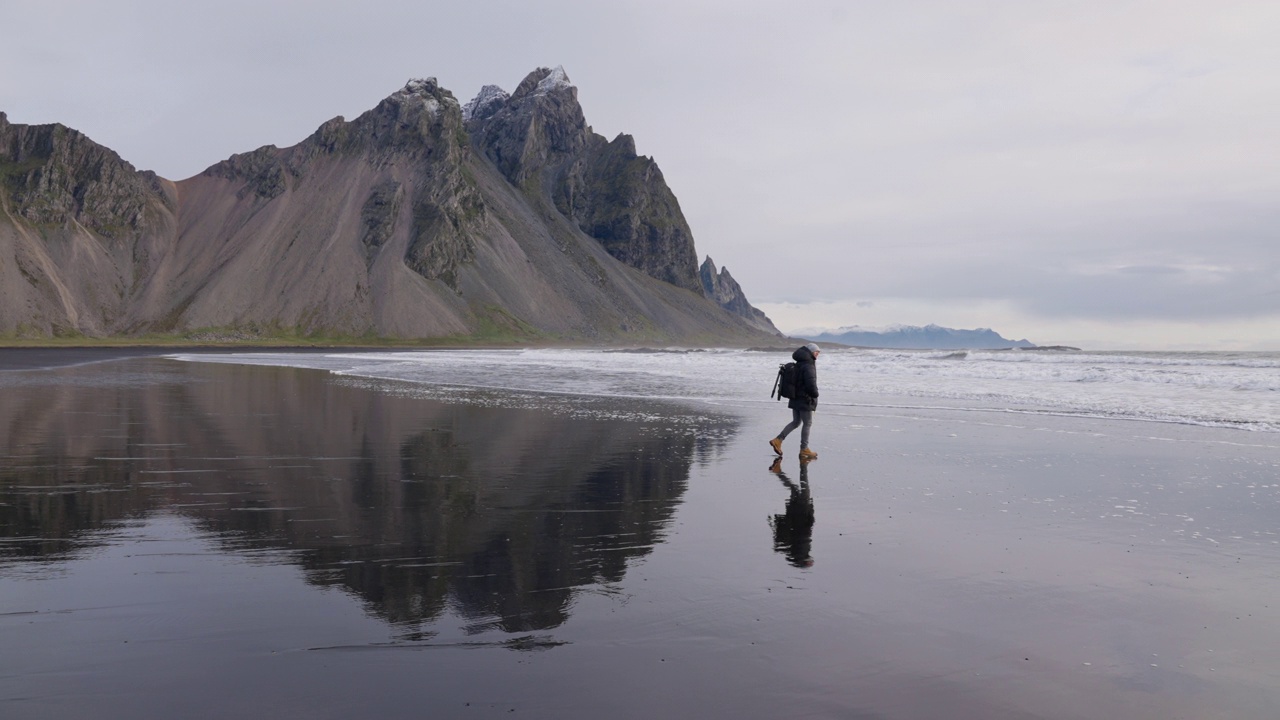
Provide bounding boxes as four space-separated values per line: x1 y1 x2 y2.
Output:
772 409 804 455
778 409 804 440
798 410 813 449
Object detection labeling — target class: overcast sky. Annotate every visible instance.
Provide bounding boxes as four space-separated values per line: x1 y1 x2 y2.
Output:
3 1 1277 349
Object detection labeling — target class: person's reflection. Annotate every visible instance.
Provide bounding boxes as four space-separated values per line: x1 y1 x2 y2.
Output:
768 457 815 567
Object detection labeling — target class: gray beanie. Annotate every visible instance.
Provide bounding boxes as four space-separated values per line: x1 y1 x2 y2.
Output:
804 343 821 353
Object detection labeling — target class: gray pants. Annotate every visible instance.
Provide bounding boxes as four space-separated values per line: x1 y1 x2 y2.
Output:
777 409 813 450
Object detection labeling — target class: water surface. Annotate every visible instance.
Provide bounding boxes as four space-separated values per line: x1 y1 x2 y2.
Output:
2 353 1278 719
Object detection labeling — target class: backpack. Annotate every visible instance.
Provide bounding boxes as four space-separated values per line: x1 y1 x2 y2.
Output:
771 362 798 401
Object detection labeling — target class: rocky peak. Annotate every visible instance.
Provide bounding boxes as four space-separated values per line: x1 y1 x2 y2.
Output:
531 65 574 96
361 77 463 144
202 144 289 200
465 67 704 293
284 77 468 163
513 65 575 100
367 79 483 289
391 78 457 120
347 77 463 155
700 256 780 335
204 77 470 195
553 131 704 293
468 66 591 187
198 78 485 292
0 117 169 237
462 85 510 123
609 133 637 156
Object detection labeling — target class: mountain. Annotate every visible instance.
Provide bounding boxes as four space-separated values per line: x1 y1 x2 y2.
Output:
0 68 780 344
808 324 1035 349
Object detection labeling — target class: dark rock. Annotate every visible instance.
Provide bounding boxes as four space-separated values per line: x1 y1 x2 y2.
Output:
303 78 469 158
406 193 476 291
462 85 510 123
468 67 704 294
1 119 168 237
468 67 591 187
700 256 780 335
556 133 702 293
360 180 402 258
360 79 485 287
205 145 289 200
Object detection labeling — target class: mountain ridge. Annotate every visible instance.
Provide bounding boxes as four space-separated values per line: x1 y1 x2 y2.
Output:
806 323 1035 349
0 69 779 344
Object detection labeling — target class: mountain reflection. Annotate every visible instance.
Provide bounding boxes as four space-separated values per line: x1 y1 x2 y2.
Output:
0 358 733 635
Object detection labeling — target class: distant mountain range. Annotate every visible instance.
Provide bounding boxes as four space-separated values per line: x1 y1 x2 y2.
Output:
0 67 779 344
805 324 1035 349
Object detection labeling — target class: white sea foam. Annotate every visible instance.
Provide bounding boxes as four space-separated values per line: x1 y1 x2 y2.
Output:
168 348 1280 433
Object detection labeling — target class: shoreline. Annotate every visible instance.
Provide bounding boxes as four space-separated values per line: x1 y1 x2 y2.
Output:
0 345 356 371
0 340 797 369
10 346 1273 435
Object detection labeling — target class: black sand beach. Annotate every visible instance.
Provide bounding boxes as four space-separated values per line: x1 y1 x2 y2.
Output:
2 355 1278 719
0 346 185 370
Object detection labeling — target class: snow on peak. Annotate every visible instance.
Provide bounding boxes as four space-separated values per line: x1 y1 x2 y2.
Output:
403 77 439 95
463 84 510 121
535 66 573 94
393 78 446 118
831 324 891 334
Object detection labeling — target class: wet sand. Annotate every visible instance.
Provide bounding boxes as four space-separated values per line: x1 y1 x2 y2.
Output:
1 356 1278 719
0 346 405 371
0 346 183 370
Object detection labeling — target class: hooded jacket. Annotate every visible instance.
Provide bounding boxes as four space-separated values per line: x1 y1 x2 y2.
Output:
788 346 819 411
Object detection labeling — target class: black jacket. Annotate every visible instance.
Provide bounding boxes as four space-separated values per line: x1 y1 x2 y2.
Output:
788 346 819 411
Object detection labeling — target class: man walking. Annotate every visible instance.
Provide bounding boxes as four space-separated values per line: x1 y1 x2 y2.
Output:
770 343 820 460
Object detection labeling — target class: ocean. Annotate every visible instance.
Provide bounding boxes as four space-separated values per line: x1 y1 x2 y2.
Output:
171 347 1280 433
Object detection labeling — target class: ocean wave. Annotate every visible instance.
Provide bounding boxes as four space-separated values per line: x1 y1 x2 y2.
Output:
168 348 1280 433
918 349 1280 370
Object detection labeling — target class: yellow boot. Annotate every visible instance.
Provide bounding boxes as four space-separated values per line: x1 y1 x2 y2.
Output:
798 447 818 461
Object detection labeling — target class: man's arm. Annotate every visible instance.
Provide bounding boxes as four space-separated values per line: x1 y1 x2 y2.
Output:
804 365 819 398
